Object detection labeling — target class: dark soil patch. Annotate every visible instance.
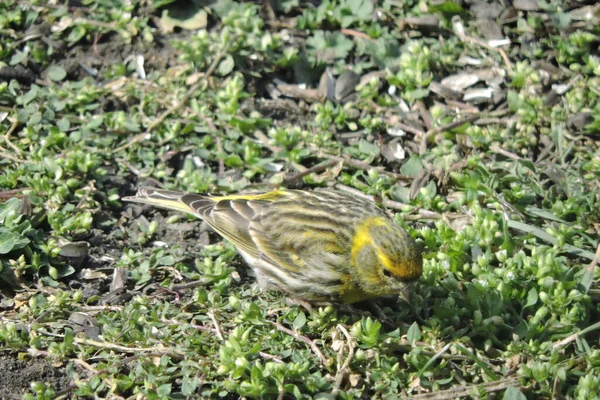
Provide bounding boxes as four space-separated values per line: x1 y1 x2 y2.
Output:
0 352 70 399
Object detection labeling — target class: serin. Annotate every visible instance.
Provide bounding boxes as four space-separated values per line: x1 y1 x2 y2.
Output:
123 187 423 304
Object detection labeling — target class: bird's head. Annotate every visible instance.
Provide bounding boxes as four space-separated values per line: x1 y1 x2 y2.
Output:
350 216 422 303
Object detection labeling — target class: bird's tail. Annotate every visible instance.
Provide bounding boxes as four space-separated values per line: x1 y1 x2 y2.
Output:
122 187 198 215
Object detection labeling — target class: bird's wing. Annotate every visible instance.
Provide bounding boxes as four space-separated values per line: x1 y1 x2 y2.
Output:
246 199 349 278
193 196 266 259
197 192 349 279
124 188 347 280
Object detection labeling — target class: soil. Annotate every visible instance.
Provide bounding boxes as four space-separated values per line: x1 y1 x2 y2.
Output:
0 19 189 397
0 352 70 399
1 1 551 397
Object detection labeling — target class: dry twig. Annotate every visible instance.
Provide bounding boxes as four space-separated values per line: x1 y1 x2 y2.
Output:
490 143 522 160
331 324 355 395
208 311 224 341
272 321 327 365
282 159 341 185
410 376 520 400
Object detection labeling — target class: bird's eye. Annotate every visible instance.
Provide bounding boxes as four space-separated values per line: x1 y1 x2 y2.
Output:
382 269 393 278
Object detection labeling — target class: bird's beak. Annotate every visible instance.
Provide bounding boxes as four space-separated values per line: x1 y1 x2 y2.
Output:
399 283 414 304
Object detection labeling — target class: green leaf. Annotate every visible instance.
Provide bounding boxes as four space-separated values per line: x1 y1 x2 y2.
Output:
429 2 464 14
0 232 30 254
49 265 59 280
47 66 67 81
400 155 424 177
525 206 566 223
152 0 177 7
10 51 27 66
86 116 103 129
123 118 140 132
160 3 207 30
218 55 235 76
157 383 172 396
517 159 536 172
181 375 198 396
407 322 421 343
21 86 39 105
307 31 354 61
57 117 70 131
0 198 21 225
292 311 307 330
524 287 538 309
157 255 175 266
578 264 595 293
358 139 380 157
503 386 527 400
407 88 430 100
54 264 76 278
339 0 373 27
67 25 86 43
224 154 244 168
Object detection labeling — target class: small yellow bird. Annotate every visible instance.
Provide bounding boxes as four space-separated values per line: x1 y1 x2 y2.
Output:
122 187 422 304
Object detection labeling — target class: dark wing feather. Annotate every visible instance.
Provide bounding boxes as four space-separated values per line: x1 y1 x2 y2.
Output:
183 195 263 259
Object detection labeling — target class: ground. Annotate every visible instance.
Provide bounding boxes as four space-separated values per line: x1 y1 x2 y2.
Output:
1 1 600 399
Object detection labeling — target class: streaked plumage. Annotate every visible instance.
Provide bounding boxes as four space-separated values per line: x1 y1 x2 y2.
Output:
122 187 422 304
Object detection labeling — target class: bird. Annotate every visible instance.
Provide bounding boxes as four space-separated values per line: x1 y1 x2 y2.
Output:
122 187 423 304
